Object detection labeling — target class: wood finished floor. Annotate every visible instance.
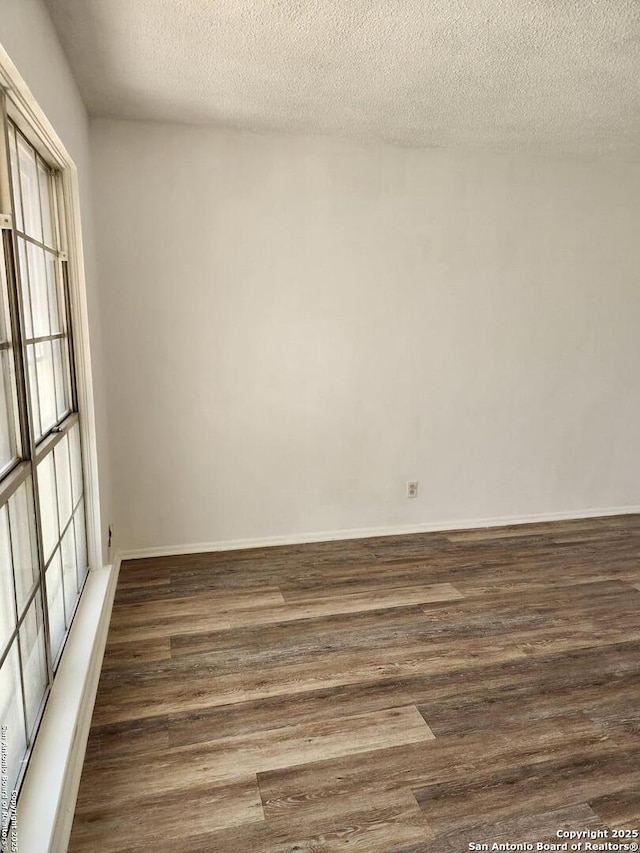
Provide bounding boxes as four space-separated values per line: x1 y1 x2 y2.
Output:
70 515 640 852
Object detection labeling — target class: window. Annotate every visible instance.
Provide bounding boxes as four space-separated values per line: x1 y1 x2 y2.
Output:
0 104 89 800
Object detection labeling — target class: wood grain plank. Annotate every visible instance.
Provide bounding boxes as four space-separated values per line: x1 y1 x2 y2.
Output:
413 746 640 834
428 803 606 851
102 636 171 666
223 582 463 626
70 777 263 853
261 786 434 852
279 581 463 606
109 587 286 624
589 787 640 830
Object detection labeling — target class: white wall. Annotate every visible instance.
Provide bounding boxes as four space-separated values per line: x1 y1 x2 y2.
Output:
91 118 640 552
0 0 111 561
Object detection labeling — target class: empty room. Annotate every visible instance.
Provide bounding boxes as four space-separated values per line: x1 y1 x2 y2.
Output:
0 0 639 851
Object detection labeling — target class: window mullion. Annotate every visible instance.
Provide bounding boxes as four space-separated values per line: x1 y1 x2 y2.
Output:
5 514 31 749
51 173 76 414
60 261 77 412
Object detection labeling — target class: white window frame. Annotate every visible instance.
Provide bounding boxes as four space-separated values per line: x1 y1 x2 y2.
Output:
0 56 102 576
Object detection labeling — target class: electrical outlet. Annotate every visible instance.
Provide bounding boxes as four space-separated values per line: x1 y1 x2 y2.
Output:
407 480 418 498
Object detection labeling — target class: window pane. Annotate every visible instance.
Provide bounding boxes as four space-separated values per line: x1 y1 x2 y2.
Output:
45 549 65 661
0 349 19 472
37 452 58 562
26 344 41 439
8 479 39 613
16 133 43 243
61 525 77 625
19 592 47 739
8 125 24 234
54 434 72 532
17 239 33 340
0 505 17 655
37 160 54 249
52 338 70 421
69 422 83 505
25 244 51 340
74 500 88 589
45 254 62 335
0 641 27 796
0 248 20 471
35 341 57 436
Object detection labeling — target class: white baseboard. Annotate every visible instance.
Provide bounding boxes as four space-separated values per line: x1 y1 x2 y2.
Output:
17 559 121 853
117 504 640 562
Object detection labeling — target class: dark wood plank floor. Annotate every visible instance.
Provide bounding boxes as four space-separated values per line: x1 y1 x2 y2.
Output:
70 515 640 852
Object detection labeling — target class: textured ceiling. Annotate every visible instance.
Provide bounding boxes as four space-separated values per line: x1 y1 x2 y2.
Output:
43 0 640 156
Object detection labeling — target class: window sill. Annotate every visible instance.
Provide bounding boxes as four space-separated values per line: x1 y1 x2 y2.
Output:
16 560 120 853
